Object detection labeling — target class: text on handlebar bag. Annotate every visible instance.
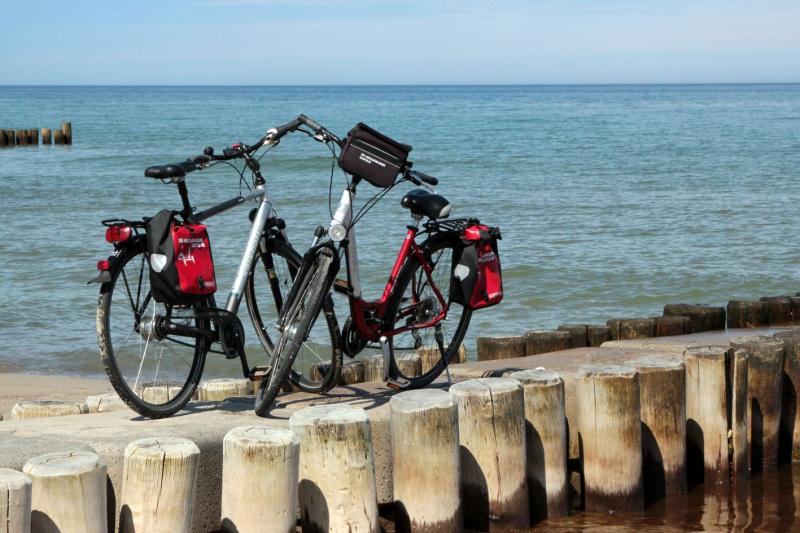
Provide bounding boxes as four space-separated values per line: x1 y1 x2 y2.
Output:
338 123 412 188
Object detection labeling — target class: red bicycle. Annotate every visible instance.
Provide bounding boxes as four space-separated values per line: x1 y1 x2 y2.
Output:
254 119 503 415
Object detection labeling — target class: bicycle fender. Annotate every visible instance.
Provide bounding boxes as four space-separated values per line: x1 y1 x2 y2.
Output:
277 241 340 325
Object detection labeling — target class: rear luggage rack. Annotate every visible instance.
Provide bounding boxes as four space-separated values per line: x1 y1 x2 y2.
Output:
425 218 481 235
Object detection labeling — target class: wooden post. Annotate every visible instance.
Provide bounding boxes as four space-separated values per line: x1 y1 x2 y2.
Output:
6 130 15 146
29 128 38 145
396 353 422 377
0 468 32 533
730 336 785 470
525 330 571 356
62 122 72 144
86 392 129 413
575 363 643 513
586 325 611 347
477 336 526 361
41 127 52 145
652 316 689 337
0 129 7 147
53 128 64 145
221 426 299 533
11 399 86 420
363 353 385 382
631 356 687 500
290 405 380 533
121 437 200 533
775 331 800 461
728 348 750 480
418 344 467 374
557 324 588 348
197 378 253 400
607 318 654 340
450 378 529 530
663 304 725 332
141 384 182 404
23 451 107 533
759 296 792 325
509 369 569 521
727 300 766 329
15 129 27 146
390 389 461 533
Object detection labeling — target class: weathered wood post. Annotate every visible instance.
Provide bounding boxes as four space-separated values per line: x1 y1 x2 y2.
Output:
557 325 588 348
663 304 725 332
477 336 526 361
396 353 422 377
418 344 467 374
141 384 182 404
728 348 750 480
727 300 766 329
121 437 200 533
525 330 571 355
11 399 86 420
23 451 107 533
86 392 129 413
575 363 643 513
29 128 38 145
5 130 15 146
290 405 379 533
41 127 51 145
774 331 800 461
62 122 72 144
221 426 299 533
363 353 385 382
760 296 792 324
631 356 687 501
586 325 611 347
0 130 7 147
607 318 654 340
508 369 569 521
390 389 461 533
450 378 529 530
730 336 785 470
0 469 32 533
652 316 690 337
53 128 64 145
15 129 27 146
197 378 253 400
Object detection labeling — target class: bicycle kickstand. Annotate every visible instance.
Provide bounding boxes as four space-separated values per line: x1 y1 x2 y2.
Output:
435 325 452 387
380 336 411 391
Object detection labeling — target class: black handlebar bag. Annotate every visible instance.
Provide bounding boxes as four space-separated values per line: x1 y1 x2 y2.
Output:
145 209 217 306
338 123 412 187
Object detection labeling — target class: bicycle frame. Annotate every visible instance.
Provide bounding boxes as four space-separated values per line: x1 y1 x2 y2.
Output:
328 185 449 344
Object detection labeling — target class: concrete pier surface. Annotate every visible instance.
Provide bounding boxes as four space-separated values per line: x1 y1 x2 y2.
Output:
0 326 794 531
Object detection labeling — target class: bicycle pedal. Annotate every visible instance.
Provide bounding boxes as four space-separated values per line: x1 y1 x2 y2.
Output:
249 366 272 382
386 377 411 391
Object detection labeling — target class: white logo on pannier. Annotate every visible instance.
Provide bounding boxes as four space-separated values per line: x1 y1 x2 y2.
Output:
453 264 471 281
151 254 168 273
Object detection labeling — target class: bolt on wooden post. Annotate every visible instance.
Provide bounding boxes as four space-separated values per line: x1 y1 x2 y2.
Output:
450 377 529 531
390 389 462 533
575 363 643 513
509 369 569 521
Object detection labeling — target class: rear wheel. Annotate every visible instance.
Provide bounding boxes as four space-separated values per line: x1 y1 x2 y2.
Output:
245 238 341 393
384 233 472 388
254 250 336 416
97 241 209 418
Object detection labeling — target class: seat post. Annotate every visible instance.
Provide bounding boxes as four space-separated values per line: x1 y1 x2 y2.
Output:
176 180 193 219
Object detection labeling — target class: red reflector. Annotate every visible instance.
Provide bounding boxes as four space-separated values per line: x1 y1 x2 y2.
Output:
97 259 110 271
105 225 132 243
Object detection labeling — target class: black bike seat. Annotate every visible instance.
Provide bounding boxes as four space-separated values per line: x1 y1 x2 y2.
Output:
144 161 195 180
400 188 451 220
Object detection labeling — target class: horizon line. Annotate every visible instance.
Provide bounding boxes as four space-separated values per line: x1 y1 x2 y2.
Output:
1 82 799 88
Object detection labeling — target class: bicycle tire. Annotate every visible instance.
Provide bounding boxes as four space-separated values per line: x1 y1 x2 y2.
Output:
383 232 472 389
97 240 210 419
244 238 342 393
254 249 336 416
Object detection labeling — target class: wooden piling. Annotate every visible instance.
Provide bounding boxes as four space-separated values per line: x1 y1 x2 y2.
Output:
477 336 526 361
41 127 51 145
557 325 588 348
5 130 14 146
11 399 86 420
631 356 687 500
663 304 725 333
727 300 766 329
607 318 654 340
575 363 643 513
729 348 750 479
141 384 183 404
586 325 611 347
525 330 571 356
450 378 529 530
62 122 72 144
121 437 200 533
652 315 689 337
15 129 27 146
774 331 800 461
363 353 385 382
759 296 792 325
290 405 380 533
0 469 32 533
730 336 785 470
396 353 422 377
86 392 129 413
509 369 569 521
29 128 38 145
221 426 299 533
0 130 7 147
23 451 107 533
197 378 253 400
418 344 467 374
53 128 64 145
390 389 462 533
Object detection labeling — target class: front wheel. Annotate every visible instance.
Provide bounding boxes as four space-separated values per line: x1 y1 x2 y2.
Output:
254 249 336 416
97 240 209 418
384 232 472 389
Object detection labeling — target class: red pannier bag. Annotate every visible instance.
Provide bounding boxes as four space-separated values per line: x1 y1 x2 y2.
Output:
145 209 217 305
450 224 503 310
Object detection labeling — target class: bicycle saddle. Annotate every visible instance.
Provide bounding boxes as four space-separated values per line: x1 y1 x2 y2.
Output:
401 188 451 220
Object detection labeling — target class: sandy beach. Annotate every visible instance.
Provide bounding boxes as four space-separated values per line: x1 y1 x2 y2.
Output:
0 372 113 420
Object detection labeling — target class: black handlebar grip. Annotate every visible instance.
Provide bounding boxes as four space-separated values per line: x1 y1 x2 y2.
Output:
203 146 214 156
415 171 438 186
299 114 323 132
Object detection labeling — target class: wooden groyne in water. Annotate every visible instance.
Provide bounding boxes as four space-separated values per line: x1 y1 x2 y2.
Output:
2 294 800 531
0 122 72 146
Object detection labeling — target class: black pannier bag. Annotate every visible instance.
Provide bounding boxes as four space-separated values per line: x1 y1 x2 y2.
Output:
145 209 217 306
338 123 412 188
450 223 503 310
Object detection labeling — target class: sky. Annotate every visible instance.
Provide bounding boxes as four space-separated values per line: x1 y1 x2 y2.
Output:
1 0 798 85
